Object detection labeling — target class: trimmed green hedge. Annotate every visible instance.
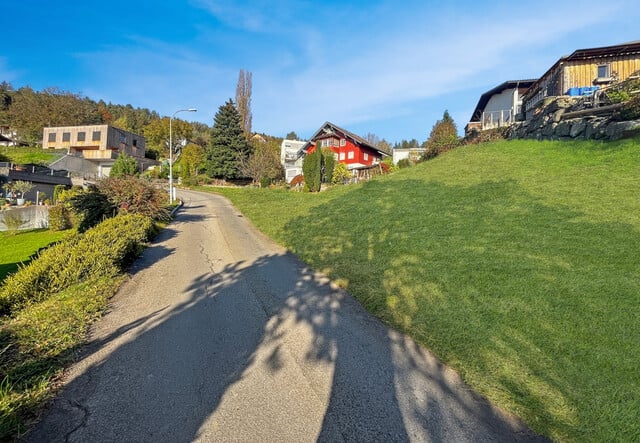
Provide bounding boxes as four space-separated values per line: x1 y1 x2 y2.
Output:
0 214 154 315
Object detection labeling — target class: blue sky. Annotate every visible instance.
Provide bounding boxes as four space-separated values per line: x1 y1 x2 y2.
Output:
2 1 638 143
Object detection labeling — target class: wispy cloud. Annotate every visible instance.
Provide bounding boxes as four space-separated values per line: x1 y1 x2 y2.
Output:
250 0 630 135
66 0 638 140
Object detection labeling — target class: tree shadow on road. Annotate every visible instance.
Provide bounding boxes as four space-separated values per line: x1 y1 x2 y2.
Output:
26 247 541 442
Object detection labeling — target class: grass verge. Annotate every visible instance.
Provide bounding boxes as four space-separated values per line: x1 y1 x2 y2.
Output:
0 214 156 439
200 138 640 442
0 276 124 438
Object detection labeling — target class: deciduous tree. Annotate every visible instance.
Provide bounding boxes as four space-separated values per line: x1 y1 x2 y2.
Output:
235 69 252 139
110 152 139 177
179 143 206 178
423 110 460 159
143 117 193 158
239 139 283 185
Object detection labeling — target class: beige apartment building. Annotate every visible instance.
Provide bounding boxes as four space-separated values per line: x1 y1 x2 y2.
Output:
42 125 147 177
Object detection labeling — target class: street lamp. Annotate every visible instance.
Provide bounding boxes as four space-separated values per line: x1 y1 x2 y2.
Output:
169 108 197 204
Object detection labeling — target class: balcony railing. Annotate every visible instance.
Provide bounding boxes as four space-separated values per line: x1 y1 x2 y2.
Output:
482 109 514 130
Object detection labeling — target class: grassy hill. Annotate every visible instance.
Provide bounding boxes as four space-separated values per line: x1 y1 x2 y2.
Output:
207 138 639 442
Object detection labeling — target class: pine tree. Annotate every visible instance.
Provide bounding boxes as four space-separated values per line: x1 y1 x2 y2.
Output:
207 100 252 179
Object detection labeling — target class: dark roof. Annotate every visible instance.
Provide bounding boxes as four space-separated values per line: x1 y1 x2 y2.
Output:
565 41 640 61
8 170 72 186
307 122 391 156
469 80 536 122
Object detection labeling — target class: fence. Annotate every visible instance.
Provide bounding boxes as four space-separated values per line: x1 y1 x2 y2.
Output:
0 206 49 231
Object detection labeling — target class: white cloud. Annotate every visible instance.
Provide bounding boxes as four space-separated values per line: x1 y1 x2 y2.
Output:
249 0 633 136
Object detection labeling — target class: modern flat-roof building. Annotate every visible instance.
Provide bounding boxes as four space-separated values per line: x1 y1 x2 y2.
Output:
42 125 147 177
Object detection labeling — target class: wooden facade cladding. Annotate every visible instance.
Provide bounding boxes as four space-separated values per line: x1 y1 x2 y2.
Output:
523 41 640 116
42 125 146 161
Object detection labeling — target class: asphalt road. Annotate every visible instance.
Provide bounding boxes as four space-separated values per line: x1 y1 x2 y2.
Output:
27 188 545 442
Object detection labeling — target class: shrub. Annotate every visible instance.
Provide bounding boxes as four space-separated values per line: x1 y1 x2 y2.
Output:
260 176 271 188
397 158 412 169
613 95 640 121
332 162 351 185
290 175 304 187
0 214 154 315
302 149 322 192
321 148 335 184
11 181 33 199
48 205 72 231
110 152 139 177
52 185 66 205
98 176 170 221
70 188 116 233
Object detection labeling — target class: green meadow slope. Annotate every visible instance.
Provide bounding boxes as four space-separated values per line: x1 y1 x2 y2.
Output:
209 138 640 442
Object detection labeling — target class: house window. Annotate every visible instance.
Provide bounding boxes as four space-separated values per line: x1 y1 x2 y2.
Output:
92 131 101 141
348 151 354 160
132 139 137 147
77 132 85 142
62 132 71 142
321 138 336 148
340 138 346 147
339 152 345 160
364 153 369 161
48 133 56 142
597 64 610 79
333 138 339 147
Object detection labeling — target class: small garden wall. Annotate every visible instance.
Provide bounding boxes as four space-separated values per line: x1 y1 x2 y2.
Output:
0 206 49 231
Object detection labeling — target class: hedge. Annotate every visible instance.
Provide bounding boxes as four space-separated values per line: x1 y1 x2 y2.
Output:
0 214 154 315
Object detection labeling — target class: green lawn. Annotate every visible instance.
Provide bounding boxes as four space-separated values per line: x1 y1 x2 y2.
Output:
201 138 640 442
0 229 70 282
0 147 63 166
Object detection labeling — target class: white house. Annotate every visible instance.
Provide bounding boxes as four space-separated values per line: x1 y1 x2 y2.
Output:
465 80 536 135
280 139 307 183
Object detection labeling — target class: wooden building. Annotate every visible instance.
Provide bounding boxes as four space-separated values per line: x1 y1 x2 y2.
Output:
522 41 640 118
305 122 390 171
42 125 147 177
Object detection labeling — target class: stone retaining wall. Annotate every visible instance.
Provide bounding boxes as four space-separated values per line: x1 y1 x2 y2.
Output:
508 97 640 141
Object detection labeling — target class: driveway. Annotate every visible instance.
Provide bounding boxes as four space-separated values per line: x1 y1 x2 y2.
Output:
27 188 545 442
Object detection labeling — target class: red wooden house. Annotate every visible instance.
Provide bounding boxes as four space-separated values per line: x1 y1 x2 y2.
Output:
304 122 390 170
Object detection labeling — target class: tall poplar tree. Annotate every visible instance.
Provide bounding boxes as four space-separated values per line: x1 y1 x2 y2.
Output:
235 69 252 139
207 100 252 179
